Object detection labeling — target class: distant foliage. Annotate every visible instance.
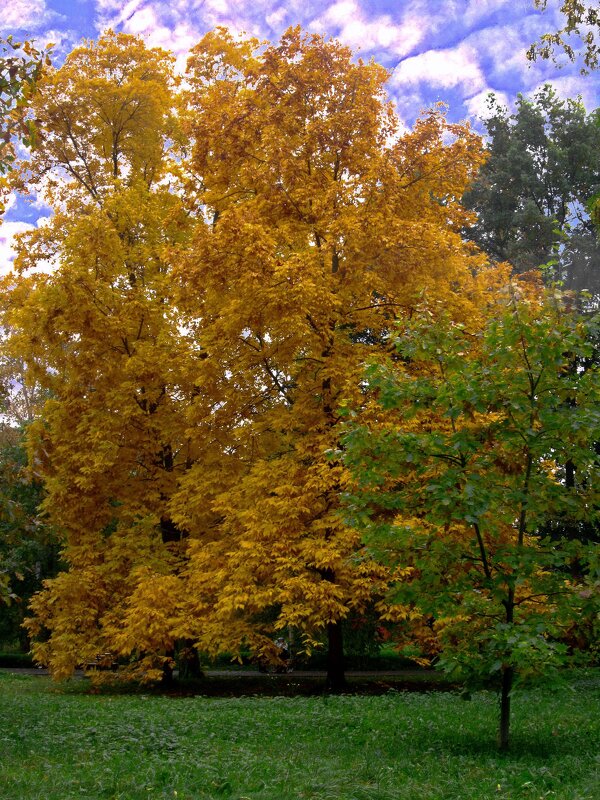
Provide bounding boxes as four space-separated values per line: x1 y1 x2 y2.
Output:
463 87 600 305
0 426 60 641
0 36 51 197
528 0 599 73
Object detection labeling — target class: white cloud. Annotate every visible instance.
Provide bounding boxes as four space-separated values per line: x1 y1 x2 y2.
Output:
464 21 545 87
318 0 355 27
530 76 598 112
93 2 199 70
1 216 54 277
391 43 485 95
266 7 288 30
387 87 428 125
0 0 57 31
95 0 147 34
39 28 81 60
125 5 159 34
204 0 231 14
309 0 425 58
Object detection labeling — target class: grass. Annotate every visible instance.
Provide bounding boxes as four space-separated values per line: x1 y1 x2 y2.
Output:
0 670 598 800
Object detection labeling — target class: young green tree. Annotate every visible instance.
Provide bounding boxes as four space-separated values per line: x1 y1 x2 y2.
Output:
343 288 600 749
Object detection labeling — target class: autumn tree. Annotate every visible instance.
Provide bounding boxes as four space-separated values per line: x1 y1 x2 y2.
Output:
5 28 508 686
343 290 600 749
168 27 506 689
1 32 196 680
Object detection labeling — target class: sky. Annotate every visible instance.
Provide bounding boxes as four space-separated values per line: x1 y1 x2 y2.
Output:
1 0 598 268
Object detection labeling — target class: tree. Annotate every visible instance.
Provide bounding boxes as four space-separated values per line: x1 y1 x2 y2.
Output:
343 288 600 749
0 36 51 215
463 87 600 304
1 32 196 680
0 425 60 647
0 36 51 171
528 1 600 73
6 28 508 686
169 27 506 689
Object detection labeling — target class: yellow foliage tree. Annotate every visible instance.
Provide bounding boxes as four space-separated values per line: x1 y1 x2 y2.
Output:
169 27 506 688
4 28 509 686
1 32 196 679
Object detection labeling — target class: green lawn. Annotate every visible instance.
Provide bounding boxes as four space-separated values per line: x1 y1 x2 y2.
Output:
1 671 598 800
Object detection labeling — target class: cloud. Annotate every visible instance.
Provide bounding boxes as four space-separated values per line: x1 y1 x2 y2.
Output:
391 43 486 95
95 0 311 59
0 0 59 31
266 6 287 31
463 0 513 27
469 24 529 71
309 1 425 59
0 215 55 277
95 0 150 35
463 19 549 88
530 76 598 112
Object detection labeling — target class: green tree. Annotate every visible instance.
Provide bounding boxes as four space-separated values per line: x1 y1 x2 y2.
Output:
463 87 600 303
343 289 600 750
528 1 599 73
0 425 60 647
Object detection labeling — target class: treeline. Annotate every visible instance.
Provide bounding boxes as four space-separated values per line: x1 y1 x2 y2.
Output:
0 27 599 750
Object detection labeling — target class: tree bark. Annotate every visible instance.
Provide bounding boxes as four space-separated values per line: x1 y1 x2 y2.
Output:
161 653 174 686
179 643 203 679
326 620 347 692
499 665 513 752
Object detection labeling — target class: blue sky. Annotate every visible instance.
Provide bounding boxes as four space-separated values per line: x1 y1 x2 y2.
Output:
0 0 598 262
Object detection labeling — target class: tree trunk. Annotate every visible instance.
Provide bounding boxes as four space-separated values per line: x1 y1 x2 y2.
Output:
326 620 346 692
179 643 203 679
161 653 174 686
499 665 513 752
565 458 575 489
